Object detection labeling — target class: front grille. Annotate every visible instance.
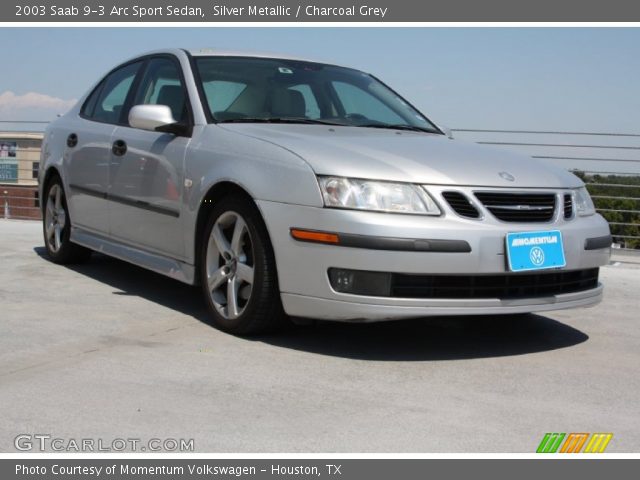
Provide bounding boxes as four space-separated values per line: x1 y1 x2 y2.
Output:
442 191 480 218
390 268 599 299
474 192 556 222
564 193 573 219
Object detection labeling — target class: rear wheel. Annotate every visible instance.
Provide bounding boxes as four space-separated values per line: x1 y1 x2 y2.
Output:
200 196 285 335
42 176 91 264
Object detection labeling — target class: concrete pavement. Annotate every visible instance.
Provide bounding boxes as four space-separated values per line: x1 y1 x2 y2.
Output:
1 219 639 452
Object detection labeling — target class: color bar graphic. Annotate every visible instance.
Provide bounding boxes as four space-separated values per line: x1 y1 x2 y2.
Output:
537 433 613 453
536 433 566 453
584 433 613 453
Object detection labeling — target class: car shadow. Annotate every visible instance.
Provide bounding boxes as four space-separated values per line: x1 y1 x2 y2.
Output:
34 247 589 362
259 315 588 361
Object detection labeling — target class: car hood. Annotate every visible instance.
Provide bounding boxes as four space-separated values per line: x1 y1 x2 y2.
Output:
218 124 582 188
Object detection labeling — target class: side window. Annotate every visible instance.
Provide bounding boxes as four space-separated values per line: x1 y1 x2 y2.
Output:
202 80 247 115
288 84 321 119
133 57 188 123
332 81 404 124
91 61 142 124
81 82 103 118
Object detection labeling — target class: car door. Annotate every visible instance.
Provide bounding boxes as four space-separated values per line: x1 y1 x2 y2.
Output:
65 60 142 234
107 56 191 260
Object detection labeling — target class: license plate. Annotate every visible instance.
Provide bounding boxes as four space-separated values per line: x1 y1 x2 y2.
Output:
505 230 566 272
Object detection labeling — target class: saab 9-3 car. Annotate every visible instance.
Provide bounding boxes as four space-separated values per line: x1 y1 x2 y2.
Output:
39 49 612 334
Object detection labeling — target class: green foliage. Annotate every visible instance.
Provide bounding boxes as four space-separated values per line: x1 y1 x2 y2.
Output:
574 171 640 249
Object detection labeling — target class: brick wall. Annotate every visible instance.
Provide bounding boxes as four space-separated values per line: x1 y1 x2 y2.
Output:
1 185 41 220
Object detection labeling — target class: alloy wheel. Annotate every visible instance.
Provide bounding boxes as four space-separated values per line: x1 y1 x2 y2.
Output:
44 184 67 253
205 211 255 320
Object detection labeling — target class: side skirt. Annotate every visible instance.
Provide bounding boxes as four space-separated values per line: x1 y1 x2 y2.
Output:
71 227 196 285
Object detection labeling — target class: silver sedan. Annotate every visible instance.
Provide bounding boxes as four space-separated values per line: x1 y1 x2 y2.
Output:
38 49 611 334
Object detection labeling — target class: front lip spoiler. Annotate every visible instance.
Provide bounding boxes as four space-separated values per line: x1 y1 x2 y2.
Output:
290 228 472 253
281 284 604 322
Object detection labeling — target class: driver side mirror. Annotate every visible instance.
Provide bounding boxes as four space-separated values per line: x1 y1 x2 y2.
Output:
129 105 191 136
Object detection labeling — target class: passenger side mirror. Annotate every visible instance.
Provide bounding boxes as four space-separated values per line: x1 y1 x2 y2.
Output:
128 105 191 137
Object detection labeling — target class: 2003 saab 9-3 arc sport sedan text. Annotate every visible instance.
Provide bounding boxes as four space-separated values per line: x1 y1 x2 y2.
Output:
39 48 612 334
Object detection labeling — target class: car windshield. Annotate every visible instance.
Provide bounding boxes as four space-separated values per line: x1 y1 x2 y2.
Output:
194 56 441 133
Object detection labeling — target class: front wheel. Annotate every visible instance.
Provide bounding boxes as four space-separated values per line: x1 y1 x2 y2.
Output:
42 176 91 264
200 196 285 335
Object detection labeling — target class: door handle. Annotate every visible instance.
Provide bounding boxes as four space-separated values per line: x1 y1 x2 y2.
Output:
112 140 127 156
67 133 78 148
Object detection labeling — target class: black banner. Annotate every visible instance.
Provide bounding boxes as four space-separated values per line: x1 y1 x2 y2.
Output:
3 459 639 479
4 0 640 22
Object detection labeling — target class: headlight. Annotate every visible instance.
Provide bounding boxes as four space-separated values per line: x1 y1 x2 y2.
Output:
317 176 441 215
574 186 596 216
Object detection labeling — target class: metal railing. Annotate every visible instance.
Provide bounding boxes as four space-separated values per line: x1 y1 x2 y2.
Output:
0 120 50 131
0 166 39 185
453 128 640 249
1 196 40 220
3 123 640 249
1 165 40 219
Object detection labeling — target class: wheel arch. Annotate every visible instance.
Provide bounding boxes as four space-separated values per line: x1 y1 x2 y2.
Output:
40 166 62 213
193 180 276 285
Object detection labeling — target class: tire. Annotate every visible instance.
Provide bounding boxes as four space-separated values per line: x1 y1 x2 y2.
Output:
200 195 285 335
42 175 92 264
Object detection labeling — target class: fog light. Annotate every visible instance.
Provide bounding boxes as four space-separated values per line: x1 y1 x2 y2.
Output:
328 268 392 296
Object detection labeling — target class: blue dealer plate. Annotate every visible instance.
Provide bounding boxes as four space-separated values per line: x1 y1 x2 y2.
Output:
505 230 566 272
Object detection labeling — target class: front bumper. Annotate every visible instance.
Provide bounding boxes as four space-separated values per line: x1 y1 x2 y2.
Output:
257 200 611 321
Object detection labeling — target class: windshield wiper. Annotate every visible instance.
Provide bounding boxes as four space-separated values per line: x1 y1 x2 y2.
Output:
217 117 346 126
218 118 438 133
356 123 438 134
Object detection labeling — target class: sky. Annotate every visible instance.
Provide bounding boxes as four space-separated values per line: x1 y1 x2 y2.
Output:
1 27 639 131
0 27 639 174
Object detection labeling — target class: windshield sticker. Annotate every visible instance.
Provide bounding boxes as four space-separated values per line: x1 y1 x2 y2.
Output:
278 67 293 74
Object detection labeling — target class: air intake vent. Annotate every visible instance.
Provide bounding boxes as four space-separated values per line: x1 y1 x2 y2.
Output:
564 193 573 219
442 191 480 218
474 192 556 222
390 268 599 299
327 268 600 300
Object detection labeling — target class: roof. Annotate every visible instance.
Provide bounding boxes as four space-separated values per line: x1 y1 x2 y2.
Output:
187 48 316 60
114 48 351 72
185 48 345 67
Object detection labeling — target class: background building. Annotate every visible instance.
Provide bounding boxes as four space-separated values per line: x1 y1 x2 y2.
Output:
0 132 43 220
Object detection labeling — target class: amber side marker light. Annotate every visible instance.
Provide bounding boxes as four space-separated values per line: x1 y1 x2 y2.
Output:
290 228 340 244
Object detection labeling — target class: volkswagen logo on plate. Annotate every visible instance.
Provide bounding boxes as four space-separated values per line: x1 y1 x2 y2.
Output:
499 171 515 182
530 246 545 266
